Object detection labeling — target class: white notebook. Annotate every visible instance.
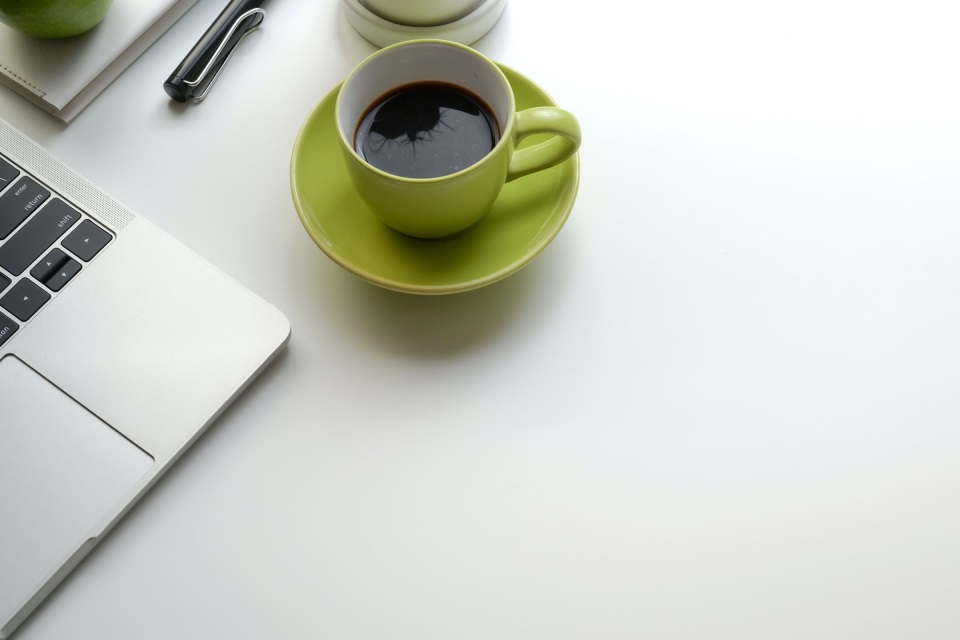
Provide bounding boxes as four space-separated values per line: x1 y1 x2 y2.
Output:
0 0 200 122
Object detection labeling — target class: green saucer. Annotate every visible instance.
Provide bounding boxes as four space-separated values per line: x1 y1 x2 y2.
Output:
290 64 580 295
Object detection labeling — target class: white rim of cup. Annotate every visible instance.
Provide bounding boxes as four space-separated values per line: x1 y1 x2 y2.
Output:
335 39 516 183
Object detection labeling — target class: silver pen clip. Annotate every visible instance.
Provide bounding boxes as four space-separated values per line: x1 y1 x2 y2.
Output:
177 8 267 102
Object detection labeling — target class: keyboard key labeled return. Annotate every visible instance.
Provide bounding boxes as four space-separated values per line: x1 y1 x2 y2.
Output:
0 310 18 348
0 278 50 321
63 219 112 261
0 176 50 239
0 198 80 275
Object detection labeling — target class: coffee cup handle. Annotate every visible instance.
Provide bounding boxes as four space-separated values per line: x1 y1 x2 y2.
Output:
506 107 582 182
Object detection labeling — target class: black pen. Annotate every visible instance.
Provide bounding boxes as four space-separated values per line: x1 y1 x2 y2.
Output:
164 0 270 103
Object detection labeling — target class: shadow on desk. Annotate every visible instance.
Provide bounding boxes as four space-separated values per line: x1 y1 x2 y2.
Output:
320 235 575 360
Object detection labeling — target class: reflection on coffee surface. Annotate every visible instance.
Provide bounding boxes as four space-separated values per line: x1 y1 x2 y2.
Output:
355 82 499 179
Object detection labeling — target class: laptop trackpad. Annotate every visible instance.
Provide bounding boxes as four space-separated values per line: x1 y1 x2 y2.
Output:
0 355 153 624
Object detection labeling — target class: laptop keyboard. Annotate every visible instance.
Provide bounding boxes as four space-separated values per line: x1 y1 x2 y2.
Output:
0 155 112 348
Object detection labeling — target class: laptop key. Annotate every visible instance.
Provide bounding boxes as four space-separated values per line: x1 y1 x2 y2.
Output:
0 157 18 191
0 310 17 347
30 248 70 283
42 257 81 292
62 219 112 261
0 176 50 239
0 198 80 275
0 278 50 321
0 272 9 293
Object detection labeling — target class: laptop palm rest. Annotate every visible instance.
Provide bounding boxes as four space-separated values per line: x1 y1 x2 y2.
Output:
0 355 153 628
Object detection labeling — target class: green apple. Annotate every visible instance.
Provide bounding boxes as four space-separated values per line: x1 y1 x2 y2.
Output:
0 0 113 38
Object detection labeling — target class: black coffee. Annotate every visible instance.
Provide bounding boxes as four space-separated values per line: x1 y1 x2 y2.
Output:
354 82 500 179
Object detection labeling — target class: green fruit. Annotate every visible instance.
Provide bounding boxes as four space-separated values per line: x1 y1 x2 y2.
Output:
0 0 113 38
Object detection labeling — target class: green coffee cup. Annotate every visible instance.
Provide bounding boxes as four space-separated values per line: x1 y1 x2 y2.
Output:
0 0 113 38
335 39 581 239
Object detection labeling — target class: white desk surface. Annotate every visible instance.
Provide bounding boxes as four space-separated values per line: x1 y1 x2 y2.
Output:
6 0 960 638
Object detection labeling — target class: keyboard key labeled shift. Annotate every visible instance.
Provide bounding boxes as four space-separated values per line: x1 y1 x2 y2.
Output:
63 219 112 261
0 278 49 321
0 176 50 239
0 198 80 275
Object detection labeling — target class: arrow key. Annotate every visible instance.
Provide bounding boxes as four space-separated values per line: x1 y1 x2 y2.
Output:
43 257 81 292
30 247 70 283
0 278 50 321
62 219 112 262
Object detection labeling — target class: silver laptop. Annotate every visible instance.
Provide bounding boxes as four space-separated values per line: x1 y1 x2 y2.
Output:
0 117 290 638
